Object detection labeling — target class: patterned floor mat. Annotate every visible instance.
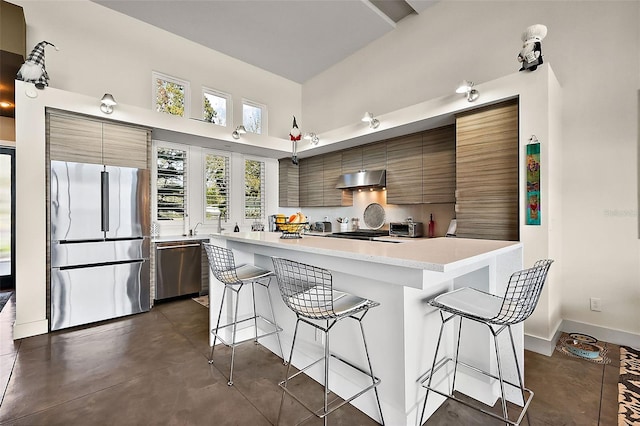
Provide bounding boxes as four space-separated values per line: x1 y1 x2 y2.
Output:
192 295 209 308
619 346 640 425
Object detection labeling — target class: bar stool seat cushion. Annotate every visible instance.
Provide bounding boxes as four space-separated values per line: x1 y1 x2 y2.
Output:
288 288 370 318
432 287 505 321
234 264 272 281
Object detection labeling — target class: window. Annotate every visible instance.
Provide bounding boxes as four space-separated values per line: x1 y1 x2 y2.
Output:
242 100 267 134
244 159 265 220
204 152 230 220
156 147 187 220
202 88 230 126
152 71 190 117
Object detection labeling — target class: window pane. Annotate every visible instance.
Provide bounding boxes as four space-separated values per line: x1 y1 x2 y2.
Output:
156 147 187 220
243 103 262 134
205 153 229 220
156 78 185 117
244 159 264 219
203 92 227 126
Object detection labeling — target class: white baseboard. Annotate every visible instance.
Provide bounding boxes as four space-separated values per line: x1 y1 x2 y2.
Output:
524 328 563 356
13 319 48 339
560 319 640 349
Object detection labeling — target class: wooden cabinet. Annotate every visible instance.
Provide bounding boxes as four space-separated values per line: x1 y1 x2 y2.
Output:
278 158 299 207
341 148 363 174
422 125 456 203
455 100 519 241
363 142 386 171
48 111 150 169
298 156 323 207
386 133 423 204
323 152 352 206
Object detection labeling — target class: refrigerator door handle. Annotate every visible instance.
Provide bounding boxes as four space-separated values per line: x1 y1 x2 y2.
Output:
101 170 109 232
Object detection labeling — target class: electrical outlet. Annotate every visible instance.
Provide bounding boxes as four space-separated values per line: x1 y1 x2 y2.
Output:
590 297 602 312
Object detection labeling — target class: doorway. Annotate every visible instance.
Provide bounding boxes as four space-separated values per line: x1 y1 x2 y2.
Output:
0 147 15 290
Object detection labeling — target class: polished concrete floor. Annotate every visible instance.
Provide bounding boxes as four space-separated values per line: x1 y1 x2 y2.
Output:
0 293 619 425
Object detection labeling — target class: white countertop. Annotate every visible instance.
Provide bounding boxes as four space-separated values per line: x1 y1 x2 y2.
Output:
211 231 521 273
151 235 211 243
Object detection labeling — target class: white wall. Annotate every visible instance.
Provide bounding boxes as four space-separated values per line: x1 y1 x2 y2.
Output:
13 0 301 140
303 1 640 346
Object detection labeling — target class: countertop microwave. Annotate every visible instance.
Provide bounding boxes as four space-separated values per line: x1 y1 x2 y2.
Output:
389 221 423 238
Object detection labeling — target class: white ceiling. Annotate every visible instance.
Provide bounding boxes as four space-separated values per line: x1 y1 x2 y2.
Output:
93 0 437 83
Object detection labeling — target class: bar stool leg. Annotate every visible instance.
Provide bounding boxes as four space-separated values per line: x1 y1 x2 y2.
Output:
451 316 464 394
251 281 259 343
209 285 228 364
324 326 330 426
358 318 385 425
228 285 242 386
508 325 532 426
265 278 286 363
490 325 509 424
419 311 447 425
277 318 301 426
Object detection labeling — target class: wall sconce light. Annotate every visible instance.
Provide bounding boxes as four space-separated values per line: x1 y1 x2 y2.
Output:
528 135 539 144
361 112 380 129
455 80 479 102
304 132 320 146
100 93 117 114
232 125 247 139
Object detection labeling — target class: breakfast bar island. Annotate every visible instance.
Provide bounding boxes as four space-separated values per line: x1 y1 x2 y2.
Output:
208 232 523 425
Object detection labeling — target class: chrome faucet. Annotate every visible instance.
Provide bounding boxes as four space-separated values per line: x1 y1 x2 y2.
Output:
217 214 226 234
193 222 203 236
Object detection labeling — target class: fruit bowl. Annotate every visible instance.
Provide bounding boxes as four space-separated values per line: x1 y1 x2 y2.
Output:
279 222 308 238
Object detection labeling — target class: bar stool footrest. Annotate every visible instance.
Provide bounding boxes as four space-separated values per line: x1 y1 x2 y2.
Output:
279 353 381 420
419 357 533 426
212 315 282 348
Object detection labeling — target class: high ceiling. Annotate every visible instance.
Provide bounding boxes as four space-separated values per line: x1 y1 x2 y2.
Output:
93 0 437 83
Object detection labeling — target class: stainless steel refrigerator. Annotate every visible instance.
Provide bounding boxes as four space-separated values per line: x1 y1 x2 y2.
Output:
50 160 150 331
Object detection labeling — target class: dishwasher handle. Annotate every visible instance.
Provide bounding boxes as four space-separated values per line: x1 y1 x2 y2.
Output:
156 243 202 250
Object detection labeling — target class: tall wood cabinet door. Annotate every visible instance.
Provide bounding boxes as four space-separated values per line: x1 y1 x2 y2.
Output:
278 158 299 207
456 100 519 241
306 156 324 207
422 125 456 203
386 134 423 204
362 142 386 171
323 152 352 206
298 159 309 207
48 113 103 164
341 148 362 174
102 123 150 169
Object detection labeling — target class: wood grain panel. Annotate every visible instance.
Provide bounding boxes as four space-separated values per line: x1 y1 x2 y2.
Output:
455 99 519 240
323 152 352 206
48 113 103 164
362 142 386 171
278 158 299 207
341 148 362 174
299 156 323 207
386 133 423 204
102 123 149 169
298 159 309 207
422 125 456 203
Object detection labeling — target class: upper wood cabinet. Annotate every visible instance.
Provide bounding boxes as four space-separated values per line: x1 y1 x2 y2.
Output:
422 125 456 203
48 112 150 169
323 152 352 207
341 148 363 174
386 133 423 204
278 158 299 207
363 142 386 171
455 100 519 241
299 156 323 207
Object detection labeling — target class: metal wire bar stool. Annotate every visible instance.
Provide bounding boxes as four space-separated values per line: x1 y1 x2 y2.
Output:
419 259 553 426
271 257 385 426
203 243 284 386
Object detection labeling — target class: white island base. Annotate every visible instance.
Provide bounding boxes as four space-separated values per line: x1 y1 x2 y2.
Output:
208 232 523 425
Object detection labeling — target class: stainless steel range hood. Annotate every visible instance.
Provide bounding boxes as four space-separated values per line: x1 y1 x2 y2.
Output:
335 170 386 190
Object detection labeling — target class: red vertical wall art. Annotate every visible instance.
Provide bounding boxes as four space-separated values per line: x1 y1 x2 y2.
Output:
526 142 541 225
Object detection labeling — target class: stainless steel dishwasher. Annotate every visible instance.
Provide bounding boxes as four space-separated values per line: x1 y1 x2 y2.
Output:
155 240 202 300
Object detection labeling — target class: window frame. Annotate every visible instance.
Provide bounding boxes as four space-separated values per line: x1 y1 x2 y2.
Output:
241 99 268 135
203 149 231 224
202 87 231 127
152 71 191 118
243 156 266 223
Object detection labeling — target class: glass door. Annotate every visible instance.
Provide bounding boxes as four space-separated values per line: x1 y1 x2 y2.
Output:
0 147 15 289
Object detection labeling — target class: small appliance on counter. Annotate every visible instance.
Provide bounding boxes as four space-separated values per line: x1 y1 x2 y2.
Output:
314 221 332 233
389 220 423 238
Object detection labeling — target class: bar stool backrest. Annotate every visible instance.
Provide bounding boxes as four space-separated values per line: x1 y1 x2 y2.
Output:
271 257 336 320
203 243 242 286
495 259 554 325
